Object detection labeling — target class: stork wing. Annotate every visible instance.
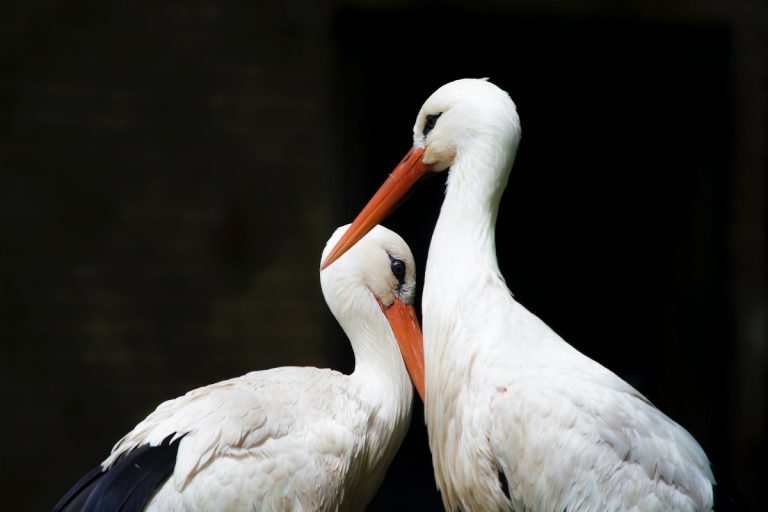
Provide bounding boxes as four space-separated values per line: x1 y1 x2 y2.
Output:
53 367 369 511
489 368 714 511
52 434 181 512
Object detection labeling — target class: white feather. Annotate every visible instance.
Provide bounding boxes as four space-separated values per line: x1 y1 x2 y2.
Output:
98 225 417 511
412 79 714 511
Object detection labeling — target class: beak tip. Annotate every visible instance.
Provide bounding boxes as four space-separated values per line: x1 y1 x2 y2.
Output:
321 145 429 274
319 254 335 271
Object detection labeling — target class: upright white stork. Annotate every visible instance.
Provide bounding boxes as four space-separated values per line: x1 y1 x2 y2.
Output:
54 224 424 512
321 79 715 511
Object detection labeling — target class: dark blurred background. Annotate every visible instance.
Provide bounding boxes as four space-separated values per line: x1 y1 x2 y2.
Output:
1 0 765 510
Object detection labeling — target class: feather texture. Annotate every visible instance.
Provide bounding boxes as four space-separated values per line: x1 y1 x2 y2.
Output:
53 435 180 512
416 79 715 511
52 225 418 512
327 78 717 511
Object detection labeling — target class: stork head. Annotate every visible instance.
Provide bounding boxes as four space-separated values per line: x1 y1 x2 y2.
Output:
414 78 520 172
320 78 520 270
320 225 424 399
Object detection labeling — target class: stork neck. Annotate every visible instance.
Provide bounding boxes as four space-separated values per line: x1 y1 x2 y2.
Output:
427 147 511 289
331 293 412 500
346 300 413 404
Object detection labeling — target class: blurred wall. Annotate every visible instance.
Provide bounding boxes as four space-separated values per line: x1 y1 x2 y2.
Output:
0 0 764 510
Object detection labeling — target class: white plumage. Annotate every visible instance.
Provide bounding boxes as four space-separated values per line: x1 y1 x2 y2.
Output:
322 79 715 511
56 224 423 512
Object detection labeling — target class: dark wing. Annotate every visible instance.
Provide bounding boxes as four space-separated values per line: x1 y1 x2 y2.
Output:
53 434 181 512
51 466 104 512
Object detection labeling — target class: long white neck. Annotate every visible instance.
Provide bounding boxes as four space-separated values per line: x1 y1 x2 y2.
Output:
424 139 516 312
332 293 412 416
345 295 413 484
319 288 413 508
421 137 517 504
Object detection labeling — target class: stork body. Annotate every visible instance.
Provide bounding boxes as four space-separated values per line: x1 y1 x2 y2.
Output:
425 206 713 511
322 79 714 511
54 225 424 512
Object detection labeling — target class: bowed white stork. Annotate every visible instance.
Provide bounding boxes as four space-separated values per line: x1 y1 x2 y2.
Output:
54 224 424 512
321 79 714 511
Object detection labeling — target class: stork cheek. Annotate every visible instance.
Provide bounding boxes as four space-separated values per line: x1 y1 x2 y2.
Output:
423 143 456 170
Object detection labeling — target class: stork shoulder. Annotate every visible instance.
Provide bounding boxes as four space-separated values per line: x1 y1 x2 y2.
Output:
104 367 367 492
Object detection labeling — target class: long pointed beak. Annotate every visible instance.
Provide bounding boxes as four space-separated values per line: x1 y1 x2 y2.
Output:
320 146 432 270
379 297 425 401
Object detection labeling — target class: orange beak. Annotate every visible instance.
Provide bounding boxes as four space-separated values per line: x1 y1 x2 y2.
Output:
378 296 425 401
320 146 433 270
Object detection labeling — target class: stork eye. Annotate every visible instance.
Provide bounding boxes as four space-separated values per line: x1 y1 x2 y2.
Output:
389 256 406 284
423 113 442 137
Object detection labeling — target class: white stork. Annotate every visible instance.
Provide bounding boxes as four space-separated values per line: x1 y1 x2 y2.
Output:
321 79 715 511
54 224 424 512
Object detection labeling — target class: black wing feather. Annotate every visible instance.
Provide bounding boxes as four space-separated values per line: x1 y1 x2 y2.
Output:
52 465 104 512
53 434 182 512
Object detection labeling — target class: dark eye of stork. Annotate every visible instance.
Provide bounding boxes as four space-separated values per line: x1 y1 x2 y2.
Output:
388 255 406 285
423 113 442 137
